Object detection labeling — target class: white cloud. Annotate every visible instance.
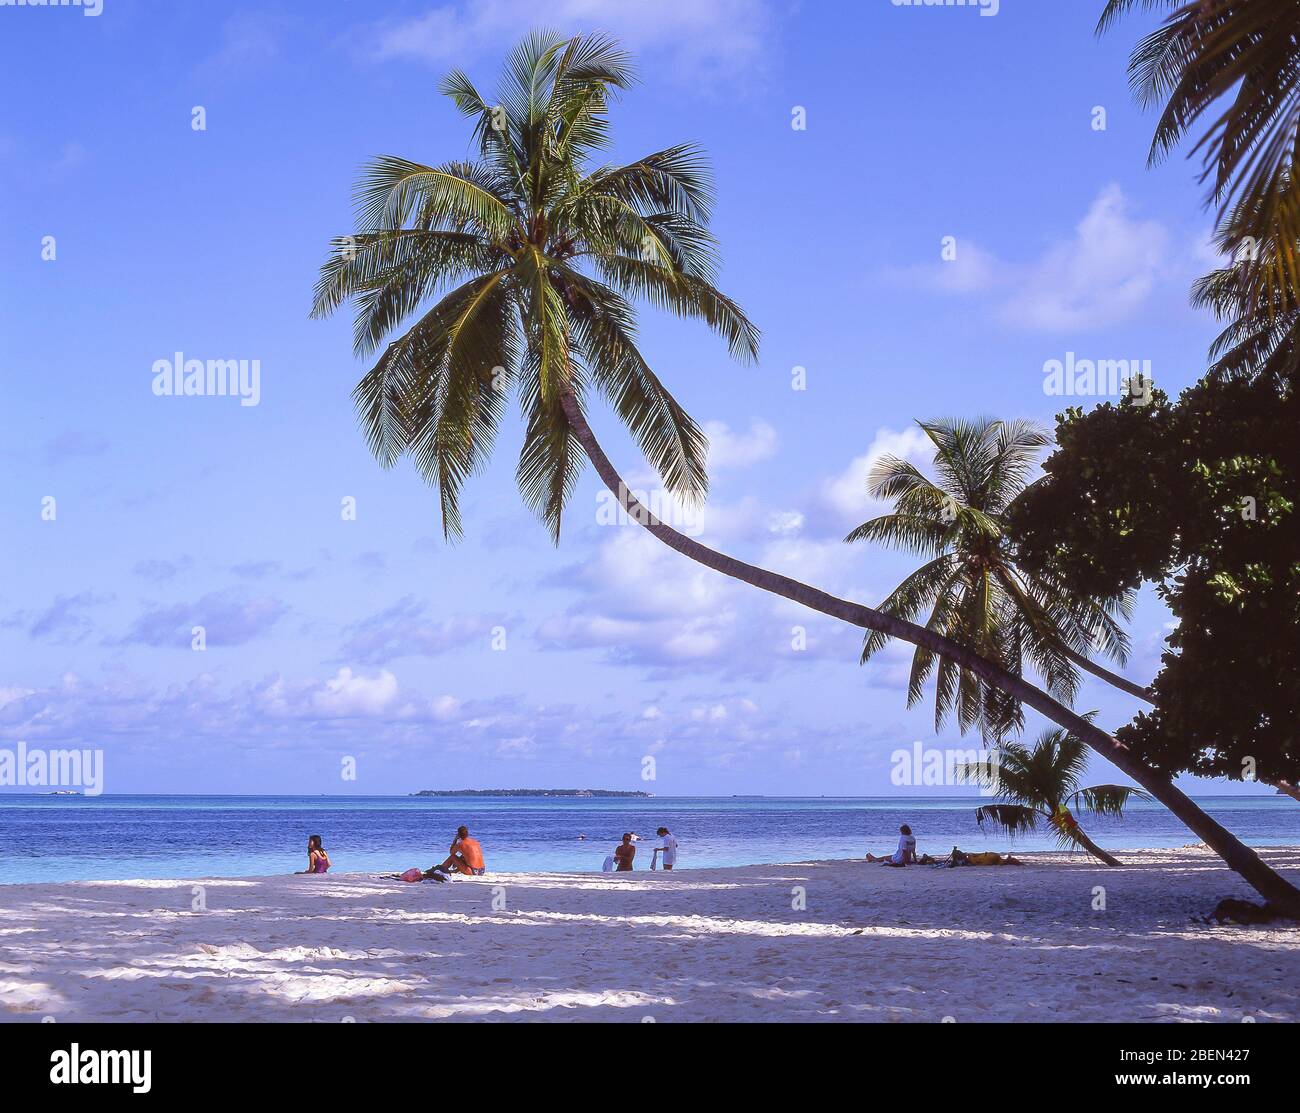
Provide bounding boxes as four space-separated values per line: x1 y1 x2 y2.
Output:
1001 184 1168 330
820 426 933 525
310 667 400 718
889 185 1169 332
363 0 773 81
703 419 777 471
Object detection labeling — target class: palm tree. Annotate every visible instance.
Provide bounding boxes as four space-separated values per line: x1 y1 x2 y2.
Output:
962 727 1150 867
846 418 1145 742
1098 1 1300 320
311 31 1300 910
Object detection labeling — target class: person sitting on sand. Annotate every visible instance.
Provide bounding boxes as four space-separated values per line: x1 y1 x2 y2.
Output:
945 846 1022 867
427 825 486 877
297 834 330 875
613 832 636 872
866 824 917 867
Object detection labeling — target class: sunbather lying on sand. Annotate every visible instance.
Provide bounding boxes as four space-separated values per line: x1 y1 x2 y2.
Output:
943 846 1022 867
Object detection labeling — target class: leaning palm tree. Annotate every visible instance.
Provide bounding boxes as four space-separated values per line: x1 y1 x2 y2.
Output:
962 726 1150 867
846 418 1142 741
311 31 1300 910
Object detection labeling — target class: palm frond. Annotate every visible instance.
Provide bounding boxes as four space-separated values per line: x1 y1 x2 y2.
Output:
974 803 1041 836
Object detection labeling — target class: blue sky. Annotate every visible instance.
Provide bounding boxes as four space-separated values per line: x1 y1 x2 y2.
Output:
0 0 1255 796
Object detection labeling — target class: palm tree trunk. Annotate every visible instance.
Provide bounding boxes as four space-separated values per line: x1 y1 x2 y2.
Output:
1068 823 1122 867
1060 646 1154 702
559 390 1300 912
1062 644 1300 804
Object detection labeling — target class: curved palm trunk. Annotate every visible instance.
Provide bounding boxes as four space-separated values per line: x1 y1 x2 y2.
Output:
1068 825 1122 867
1062 649 1300 804
1061 646 1154 702
1272 780 1300 803
559 391 1300 912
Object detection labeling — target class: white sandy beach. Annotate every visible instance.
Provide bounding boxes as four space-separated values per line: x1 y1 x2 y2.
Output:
1 846 1297 1023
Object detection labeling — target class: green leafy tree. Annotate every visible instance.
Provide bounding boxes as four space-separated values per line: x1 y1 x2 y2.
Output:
1008 378 1300 799
312 31 1300 910
847 417 1139 741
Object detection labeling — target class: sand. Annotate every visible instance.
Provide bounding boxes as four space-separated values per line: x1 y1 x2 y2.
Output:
1 846 1297 1023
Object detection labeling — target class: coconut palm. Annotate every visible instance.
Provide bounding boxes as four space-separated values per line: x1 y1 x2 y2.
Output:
310 32 755 541
311 31 1300 909
961 726 1150 866
1099 1 1300 319
846 418 1142 741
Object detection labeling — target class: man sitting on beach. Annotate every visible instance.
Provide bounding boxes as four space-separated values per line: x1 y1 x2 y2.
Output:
613 832 636 871
427 825 486 877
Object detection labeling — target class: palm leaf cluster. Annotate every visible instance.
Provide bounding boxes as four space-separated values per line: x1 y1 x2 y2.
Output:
962 726 1149 861
312 31 758 540
1099 1 1300 375
846 418 1134 740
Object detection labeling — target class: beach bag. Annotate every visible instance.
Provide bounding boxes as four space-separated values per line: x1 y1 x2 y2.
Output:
399 867 423 883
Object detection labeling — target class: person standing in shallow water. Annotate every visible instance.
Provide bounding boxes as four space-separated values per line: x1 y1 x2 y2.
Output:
650 827 678 871
613 832 636 871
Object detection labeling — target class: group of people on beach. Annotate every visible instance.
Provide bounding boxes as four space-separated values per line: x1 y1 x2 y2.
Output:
298 822 1015 877
295 826 486 881
866 825 1021 868
296 824 680 878
603 827 677 872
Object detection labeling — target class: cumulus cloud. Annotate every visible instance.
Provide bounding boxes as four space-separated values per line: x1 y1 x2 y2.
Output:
361 0 774 83
818 425 933 528
889 185 1170 332
310 667 399 718
0 669 839 780
537 526 860 675
1001 184 1168 330
702 419 778 471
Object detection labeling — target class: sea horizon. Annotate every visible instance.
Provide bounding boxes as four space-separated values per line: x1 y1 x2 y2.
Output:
3 793 1294 886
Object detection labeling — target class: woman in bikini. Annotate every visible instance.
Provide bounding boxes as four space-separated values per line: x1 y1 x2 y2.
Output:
297 834 330 874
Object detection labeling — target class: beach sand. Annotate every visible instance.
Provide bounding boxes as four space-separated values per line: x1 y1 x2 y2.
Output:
1 846 1297 1023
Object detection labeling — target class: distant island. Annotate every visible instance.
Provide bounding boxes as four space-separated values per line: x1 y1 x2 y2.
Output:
411 788 653 798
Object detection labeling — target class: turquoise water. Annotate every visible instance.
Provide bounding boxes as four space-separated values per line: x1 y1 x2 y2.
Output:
0 794 1294 884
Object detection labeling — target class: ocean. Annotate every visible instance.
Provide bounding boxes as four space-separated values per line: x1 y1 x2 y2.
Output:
0 794 1295 884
